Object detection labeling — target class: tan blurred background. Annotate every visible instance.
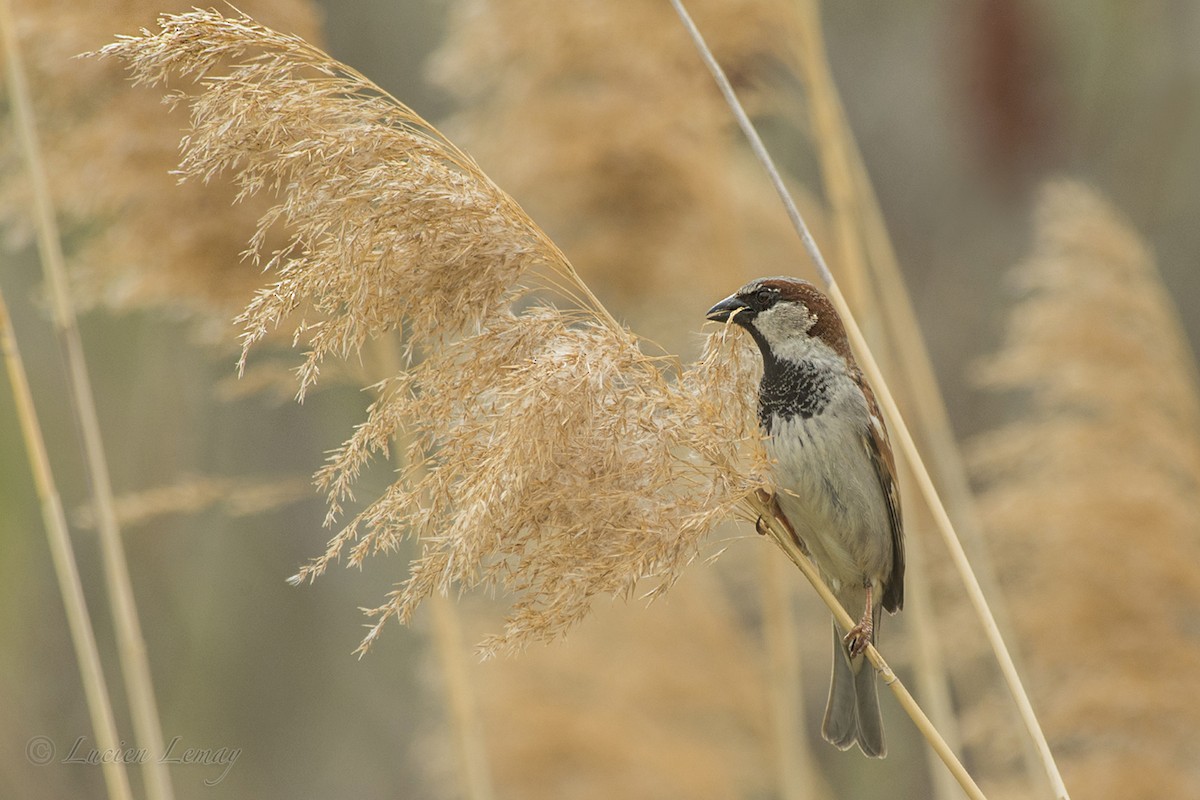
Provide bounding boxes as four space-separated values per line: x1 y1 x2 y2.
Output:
2 1 1197 798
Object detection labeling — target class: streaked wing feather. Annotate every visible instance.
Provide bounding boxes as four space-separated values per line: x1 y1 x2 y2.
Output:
859 376 904 612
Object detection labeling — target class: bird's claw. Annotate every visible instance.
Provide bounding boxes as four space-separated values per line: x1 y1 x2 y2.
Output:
756 490 810 555
843 619 873 658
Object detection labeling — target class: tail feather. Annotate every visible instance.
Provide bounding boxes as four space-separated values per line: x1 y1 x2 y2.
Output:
821 616 886 758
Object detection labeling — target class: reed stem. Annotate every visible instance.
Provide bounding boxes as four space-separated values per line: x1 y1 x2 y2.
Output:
368 336 496 800
670 1 1068 796
761 548 827 800
747 493 986 800
428 595 496 800
0 4 174 797
790 2 1047 791
0 286 134 800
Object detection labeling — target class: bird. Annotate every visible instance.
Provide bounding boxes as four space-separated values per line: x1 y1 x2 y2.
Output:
706 276 904 758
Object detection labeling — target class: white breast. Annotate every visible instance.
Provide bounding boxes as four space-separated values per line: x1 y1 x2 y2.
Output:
765 390 893 590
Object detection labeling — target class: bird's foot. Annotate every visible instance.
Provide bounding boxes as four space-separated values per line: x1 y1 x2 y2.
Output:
843 618 873 658
755 490 810 555
844 582 875 657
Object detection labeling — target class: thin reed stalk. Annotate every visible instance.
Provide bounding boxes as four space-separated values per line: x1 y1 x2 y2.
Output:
368 336 495 800
791 4 1048 789
790 4 970 795
0 4 174 798
788 6 1050 784
746 491 987 800
0 287 133 800
790 1 1049 794
428 0 807 315
760 548 825 800
669 0 1068 796
428 595 496 800
843 299 1064 799
903 503 969 800
791 0 869 311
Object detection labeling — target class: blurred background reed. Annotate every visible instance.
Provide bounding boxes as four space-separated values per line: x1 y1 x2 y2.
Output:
2 1 1198 798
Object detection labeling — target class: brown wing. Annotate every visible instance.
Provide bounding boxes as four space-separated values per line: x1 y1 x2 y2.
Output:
860 377 905 613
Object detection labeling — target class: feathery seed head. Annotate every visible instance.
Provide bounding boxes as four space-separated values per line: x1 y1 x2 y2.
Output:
969 181 1200 794
97 9 769 654
0 0 323 317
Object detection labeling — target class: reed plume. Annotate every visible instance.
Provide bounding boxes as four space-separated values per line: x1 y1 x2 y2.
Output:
474 571 772 799
97 9 769 655
0 0 322 316
431 0 812 328
431 6 816 795
969 180 1200 797
72 474 311 530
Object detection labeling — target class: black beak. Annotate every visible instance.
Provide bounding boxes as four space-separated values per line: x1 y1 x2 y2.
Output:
706 294 751 323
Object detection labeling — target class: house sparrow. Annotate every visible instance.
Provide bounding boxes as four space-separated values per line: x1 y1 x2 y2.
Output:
707 276 905 758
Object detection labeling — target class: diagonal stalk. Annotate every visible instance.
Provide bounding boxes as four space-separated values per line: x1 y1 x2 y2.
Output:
0 4 175 798
790 2 1047 792
904 507 971 800
747 493 986 800
761 547 828 800
791 1 967 786
427 595 496 800
0 287 133 800
368 336 496 800
669 1 1069 797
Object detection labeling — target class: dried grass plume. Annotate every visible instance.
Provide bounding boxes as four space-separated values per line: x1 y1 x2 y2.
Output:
0 0 323 316
969 180 1200 797
431 0 814 336
97 9 769 655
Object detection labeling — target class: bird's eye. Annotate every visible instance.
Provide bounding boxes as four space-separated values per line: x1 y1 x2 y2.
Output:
755 288 776 306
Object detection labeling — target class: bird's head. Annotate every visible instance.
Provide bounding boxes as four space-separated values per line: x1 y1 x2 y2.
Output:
706 277 851 365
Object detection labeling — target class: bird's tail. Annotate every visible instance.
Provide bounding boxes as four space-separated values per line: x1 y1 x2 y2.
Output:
821 616 886 758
